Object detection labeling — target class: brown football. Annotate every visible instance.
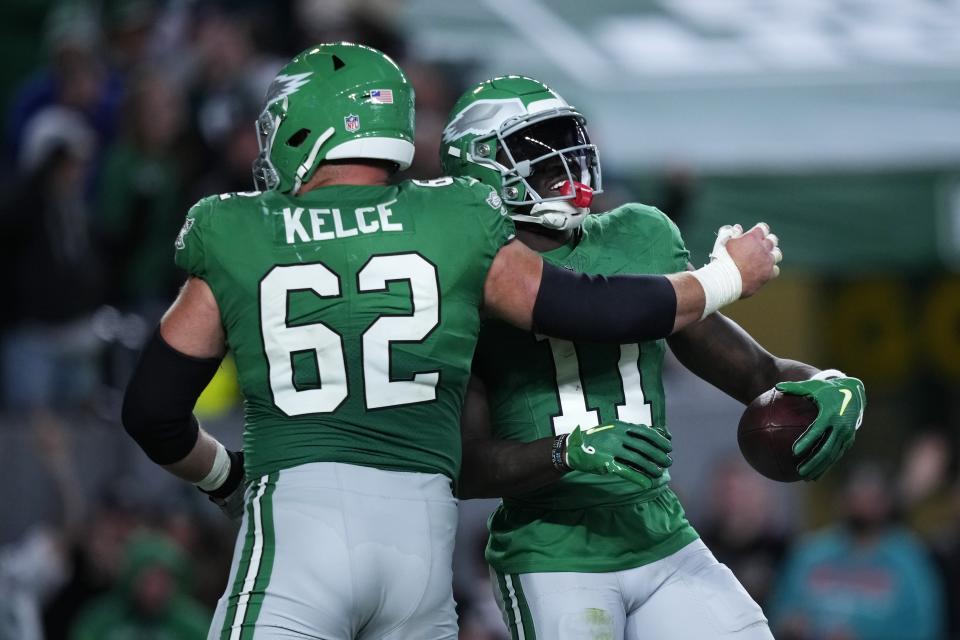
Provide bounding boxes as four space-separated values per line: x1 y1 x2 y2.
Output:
737 388 820 482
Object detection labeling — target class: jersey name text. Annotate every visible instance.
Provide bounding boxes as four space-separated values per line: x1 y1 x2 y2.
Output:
282 199 404 244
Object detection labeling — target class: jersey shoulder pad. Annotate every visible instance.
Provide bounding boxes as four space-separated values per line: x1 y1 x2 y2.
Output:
455 177 509 214
174 191 266 276
174 191 263 276
594 203 675 240
461 180 515 248
403 176 510 219
404 176 497 205
601 202 671 231
174 195 216 276
592 203 689 270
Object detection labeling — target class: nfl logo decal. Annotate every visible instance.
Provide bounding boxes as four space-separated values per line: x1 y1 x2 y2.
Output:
369 89 394 104
344 114 360 132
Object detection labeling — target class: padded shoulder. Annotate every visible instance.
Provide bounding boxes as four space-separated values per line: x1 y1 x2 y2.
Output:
174 196 214 277
595 202 673 235
400 176 515 254
175 190 270 277
588 203 690 271
403 176 500 205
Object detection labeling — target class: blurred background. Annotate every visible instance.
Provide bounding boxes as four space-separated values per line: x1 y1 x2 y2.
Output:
1 0 958 638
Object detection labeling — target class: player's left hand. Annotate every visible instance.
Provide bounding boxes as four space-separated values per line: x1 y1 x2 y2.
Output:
776 376 865 480
565 421 672 490
199 450 247 521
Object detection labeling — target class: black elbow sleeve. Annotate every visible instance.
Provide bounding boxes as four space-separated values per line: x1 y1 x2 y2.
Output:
532 262 677 344
121 329 221 465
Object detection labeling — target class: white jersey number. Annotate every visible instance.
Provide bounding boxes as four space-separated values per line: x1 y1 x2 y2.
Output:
537 336 653 436
260 254 440 415
358 254 440 409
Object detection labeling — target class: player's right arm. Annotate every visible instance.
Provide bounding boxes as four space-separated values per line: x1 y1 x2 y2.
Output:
459 375 563 499
121 197 246 518
482 223 779 342
459 375 674 498
121 277 246 518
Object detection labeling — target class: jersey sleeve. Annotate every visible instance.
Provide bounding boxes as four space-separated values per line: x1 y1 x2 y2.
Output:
464 180 517 254
609 203 690 274
173 196 215 278
659 211 691 272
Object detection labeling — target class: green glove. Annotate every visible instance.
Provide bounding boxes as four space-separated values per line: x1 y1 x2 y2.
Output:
565 421 672 489
776 375 866 480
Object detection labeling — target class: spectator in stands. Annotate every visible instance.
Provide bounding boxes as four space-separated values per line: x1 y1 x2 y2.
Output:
188 9 280 155
96 68 189 317
0 420 82 640
102 0 157 73
769 463 944 640
402 61 458 179
699 456 790 608
187 108 260 200
44 488 145 640
0 106 105 411
5 4 122 169
69 532 209 640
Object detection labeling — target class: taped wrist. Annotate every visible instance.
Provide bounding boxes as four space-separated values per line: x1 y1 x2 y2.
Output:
532 262 677 343
122 329 221 465
691 260 742 318
195 441 231 492
200 449 245 499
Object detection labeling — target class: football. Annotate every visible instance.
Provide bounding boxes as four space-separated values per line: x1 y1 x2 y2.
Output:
737 388 820 482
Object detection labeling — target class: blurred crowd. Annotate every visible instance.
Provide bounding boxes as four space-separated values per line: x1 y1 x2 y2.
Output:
0 2 958 639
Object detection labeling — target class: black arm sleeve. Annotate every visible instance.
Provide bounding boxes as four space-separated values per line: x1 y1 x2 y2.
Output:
532 261 677 343
121 329 221 465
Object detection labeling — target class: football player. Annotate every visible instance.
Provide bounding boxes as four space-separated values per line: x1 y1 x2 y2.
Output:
444 76 866 640
121 47 779 640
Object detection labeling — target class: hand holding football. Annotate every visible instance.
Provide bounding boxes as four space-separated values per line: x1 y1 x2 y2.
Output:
738 387 820 482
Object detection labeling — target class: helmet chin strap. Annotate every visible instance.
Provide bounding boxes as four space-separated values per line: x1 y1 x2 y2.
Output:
513 200 589 230
510 180 593 230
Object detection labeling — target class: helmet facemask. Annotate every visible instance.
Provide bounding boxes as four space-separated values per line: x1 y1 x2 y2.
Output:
470 107 602 230
252 103 284 191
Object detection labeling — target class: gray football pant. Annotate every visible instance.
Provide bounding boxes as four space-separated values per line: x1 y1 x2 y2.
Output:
491 538 773 640
208 462 459 640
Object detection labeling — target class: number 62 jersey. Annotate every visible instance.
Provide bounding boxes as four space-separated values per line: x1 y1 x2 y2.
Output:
174 178 515 482
473 204 700 575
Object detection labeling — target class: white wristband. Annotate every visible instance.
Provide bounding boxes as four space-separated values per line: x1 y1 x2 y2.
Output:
194 441 231 492
811 369 846 381
691 225 744 318
691 259 742 319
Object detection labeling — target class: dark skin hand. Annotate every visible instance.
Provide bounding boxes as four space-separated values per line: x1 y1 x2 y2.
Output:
458 247 817 499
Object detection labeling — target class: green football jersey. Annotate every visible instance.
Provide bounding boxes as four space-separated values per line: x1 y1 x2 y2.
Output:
174 177 515 481
474 204 700 574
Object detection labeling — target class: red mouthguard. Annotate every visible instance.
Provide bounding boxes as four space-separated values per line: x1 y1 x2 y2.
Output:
559 180 594 208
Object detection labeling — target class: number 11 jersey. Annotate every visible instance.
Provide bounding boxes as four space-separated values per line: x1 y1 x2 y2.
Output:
174 178 515 481
473 204 700 575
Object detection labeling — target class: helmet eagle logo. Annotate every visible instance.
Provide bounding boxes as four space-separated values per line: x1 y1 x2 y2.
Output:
263 72 313 105
441 98 526 143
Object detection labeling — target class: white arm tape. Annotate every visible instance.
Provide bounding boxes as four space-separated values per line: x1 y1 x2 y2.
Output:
691 225 743 318
691 260 742 319
194 440 231 492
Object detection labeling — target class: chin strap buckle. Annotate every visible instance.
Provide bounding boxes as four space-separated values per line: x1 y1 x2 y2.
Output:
559 180 594 208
